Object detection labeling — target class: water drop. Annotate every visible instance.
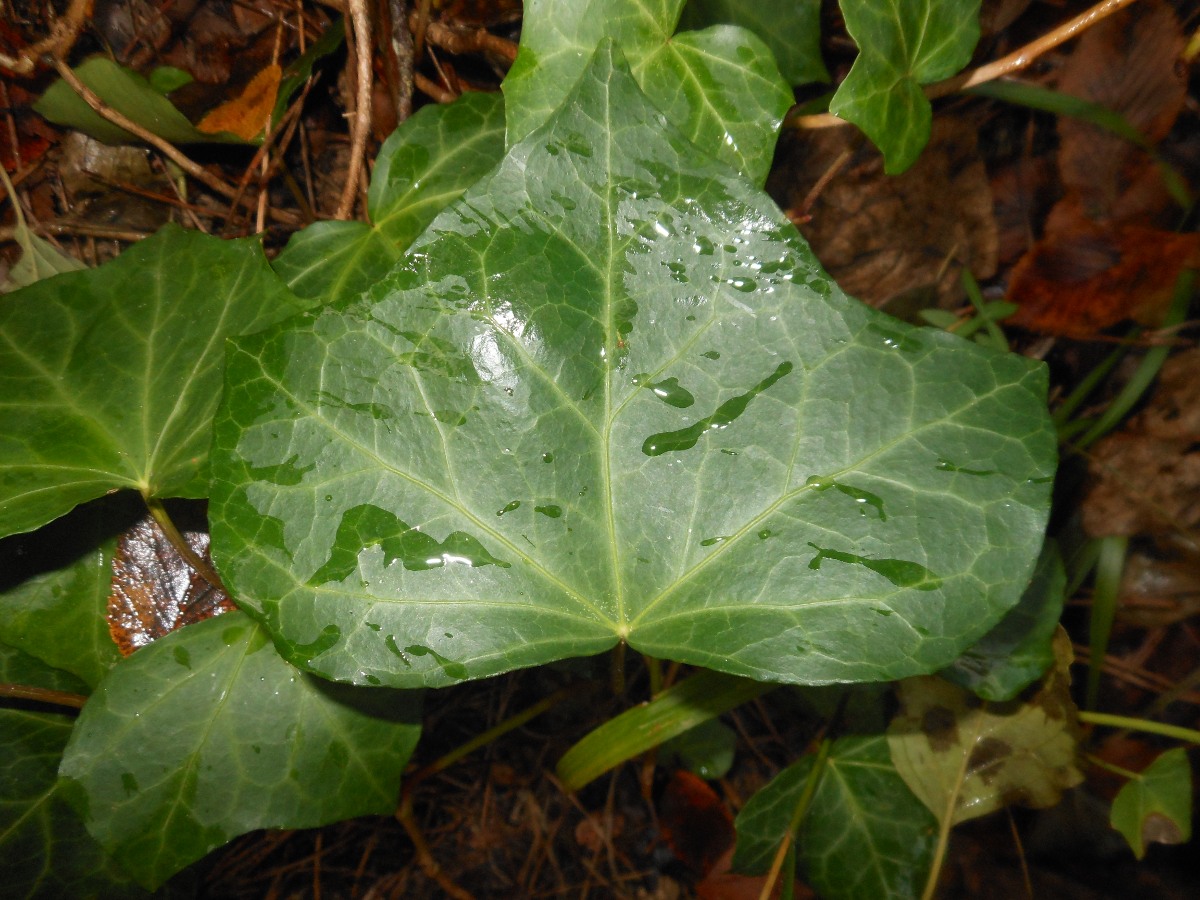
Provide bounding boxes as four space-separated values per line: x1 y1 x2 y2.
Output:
757 529 775 540
806 543 940 591
935 458 999 477
534 504 563 518
700 536 730 547
542 452 554 463
496 500 522 517
701 350 720 360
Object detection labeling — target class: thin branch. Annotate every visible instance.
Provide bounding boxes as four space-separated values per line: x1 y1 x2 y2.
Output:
0 682 87 709
0 0 92 76
49 58 241 202
793 0 1143 130
336 0 373 220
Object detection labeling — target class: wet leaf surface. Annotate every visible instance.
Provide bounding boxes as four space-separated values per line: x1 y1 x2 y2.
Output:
210 43 1055 689
940 539 1066 701
503 0 792 183
108 510 234 656
0 225 308 538
58 612 423 889
888 629 1084 826
680 0 828 86
274 91 506 304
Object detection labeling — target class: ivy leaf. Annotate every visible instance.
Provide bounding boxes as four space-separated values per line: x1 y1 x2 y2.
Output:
274 91 505 304
680 0 829 86
940 539 1066 701
1110 748 1192 859
829 0 981 173
732 736 937 899
887 630 1084 826
57 612 422 890
0 643 152 899
0 498 134 688
503 0 792 183
0 225 308 539
210 43 1054 689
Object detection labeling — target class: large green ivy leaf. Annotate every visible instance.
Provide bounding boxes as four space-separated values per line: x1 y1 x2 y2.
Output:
57 612 422 889
209 44 1054 689
0 225 308 538
0 643 152 899
680 0 828 86
503 0 792 184
274 91 505 304
829 0 981 173
732 736 937 899
940 539 1065 701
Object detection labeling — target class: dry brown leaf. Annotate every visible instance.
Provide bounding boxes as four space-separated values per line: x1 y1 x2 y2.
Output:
658 770 735 878
769 118 997 309
1005 217 1200 335
197 63 282 140
1055 0 1186 223
1081 348 1200 537
108 512 234 656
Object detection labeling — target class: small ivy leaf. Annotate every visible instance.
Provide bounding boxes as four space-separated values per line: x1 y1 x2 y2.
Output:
829 0 981 174
210 43 1054 689
679 0 829 86
274 91 506 305
0 224 309 539
0 643 153 899
732 736 937 900
1110 747 1192 859
504 0 792 184
108 510 234 656
887 629 1084 826
57 612 423 890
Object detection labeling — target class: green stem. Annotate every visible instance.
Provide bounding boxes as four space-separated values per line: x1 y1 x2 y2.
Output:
143 495 225 591
402 681 593 796
0 682 87 709
760 738 832 900
1080 711 1200 745
1085 752 1141 781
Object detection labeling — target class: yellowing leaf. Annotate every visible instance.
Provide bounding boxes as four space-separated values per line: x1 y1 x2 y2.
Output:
197 64 283 141
887 628 1084 825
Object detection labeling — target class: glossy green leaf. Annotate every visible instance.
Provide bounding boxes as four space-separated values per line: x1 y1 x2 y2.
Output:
680 0 828 85
888 631 1083 826
0 224 308 538
0 643 151 899
34 57 246 146
940 539 1065 701
0 499 131 688
503 0 792 183
58 612 422 889
829 0 980 173
732 736 937 899
557 670 772 789
274 91 505 304
1110 748 1192 859
210 44 1054 690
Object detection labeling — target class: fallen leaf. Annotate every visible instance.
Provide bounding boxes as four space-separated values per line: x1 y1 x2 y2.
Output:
1081 348 1200 536
1006 217 1200 335
659 770 735 878
770 117 997 310
888 628 1084 826
197 64 282 140
108 511 234 656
